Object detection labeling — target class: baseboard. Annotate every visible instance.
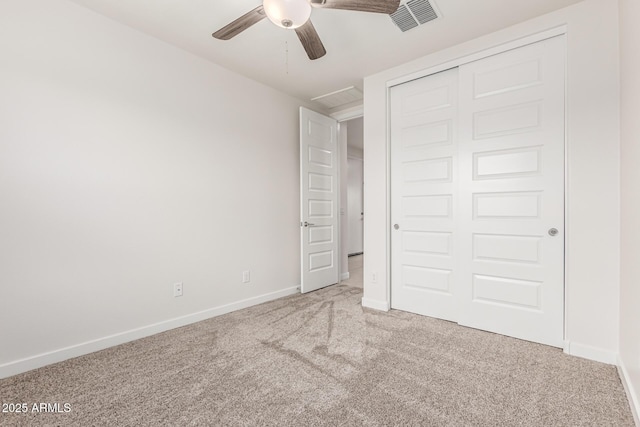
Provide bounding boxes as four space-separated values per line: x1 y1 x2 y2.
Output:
0 286 300 379
341 272 350 281
563 341 618 365
361 297 390 311
618 356 640 426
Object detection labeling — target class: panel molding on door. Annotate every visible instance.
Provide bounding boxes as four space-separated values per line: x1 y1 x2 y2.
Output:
457 36 566 347
300 107 339 293
390 68 459 322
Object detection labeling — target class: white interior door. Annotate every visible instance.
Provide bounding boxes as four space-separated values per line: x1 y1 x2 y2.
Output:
390 36 565 347
300 107 339 293
457 37 566 347
347 157 364 255
390 68 459 322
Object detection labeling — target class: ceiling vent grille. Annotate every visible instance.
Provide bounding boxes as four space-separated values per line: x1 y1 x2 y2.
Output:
311 86 363 109
390 0 439 32
407 0 437 24
390 5 418 32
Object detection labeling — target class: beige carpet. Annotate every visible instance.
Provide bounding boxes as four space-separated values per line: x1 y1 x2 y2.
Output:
341 254 363 288
0 285 634 426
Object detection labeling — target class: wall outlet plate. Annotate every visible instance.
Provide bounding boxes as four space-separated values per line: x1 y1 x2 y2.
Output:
173 282 183 297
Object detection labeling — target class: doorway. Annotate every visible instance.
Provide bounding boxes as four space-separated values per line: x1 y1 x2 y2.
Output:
298 108 364 292
342 117 364 287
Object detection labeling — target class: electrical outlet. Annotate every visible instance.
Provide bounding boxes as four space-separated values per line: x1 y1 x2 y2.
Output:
173 282 183 297
242 271 250 283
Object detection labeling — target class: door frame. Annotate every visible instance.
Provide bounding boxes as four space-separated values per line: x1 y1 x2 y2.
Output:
332 107 363 284
347 155 364 256
384 26 569 343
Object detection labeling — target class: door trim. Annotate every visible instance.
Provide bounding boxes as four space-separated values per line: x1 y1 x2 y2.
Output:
331 104 363 122
386 26 567 89
337 114 364 285
347 156 364 256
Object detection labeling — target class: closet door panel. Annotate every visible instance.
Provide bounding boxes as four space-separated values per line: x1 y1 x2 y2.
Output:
390 68 459 322
457 36 566 347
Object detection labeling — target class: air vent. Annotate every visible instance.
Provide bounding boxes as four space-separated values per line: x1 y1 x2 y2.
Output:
390 0 439 32
407 0 437 24
311 86 363 109
390 5 418 32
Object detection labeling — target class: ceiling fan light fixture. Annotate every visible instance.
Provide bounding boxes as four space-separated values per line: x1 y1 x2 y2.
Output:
263 0 312 29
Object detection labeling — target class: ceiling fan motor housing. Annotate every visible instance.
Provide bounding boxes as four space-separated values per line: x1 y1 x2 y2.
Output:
263 0 312 29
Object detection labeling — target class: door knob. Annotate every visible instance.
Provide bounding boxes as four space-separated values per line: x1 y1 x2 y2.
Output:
394 224 400 230
548 228 559 236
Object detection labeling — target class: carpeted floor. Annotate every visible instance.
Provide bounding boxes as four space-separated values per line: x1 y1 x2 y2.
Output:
342 254 363 288
0 284 634 426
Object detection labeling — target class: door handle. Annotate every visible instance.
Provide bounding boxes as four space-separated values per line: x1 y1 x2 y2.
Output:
394 224 400 230
548 228 559 236
303 221 316 227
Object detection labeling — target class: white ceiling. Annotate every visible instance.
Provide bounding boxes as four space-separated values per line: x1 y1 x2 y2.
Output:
68 0 583 103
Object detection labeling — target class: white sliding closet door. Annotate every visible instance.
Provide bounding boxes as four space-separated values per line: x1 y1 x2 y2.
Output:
390 36 565 347
457 37 565 347
390 68 459 322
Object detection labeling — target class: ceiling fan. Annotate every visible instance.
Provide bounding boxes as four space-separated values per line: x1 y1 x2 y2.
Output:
212 0 401 60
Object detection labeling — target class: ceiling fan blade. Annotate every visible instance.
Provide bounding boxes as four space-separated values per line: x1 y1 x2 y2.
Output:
212 5 266 40
295 20 327 60
310 0 400 14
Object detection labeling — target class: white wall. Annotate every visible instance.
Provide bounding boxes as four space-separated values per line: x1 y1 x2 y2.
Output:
346 117 364 159
363 0 621 362
347 146 364 159
346 118 364 256
619 0 640 421
347 158 364 255
0 0 307 377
